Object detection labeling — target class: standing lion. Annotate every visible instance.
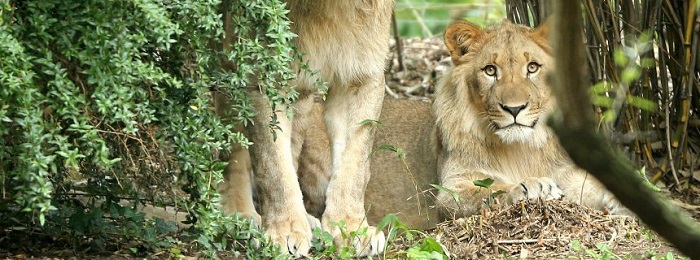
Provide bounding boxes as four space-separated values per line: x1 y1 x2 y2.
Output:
218 1 394 257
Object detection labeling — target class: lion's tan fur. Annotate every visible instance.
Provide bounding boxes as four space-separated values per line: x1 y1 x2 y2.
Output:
217 1 393 257
299 99 441 230
365 99 440 230
435 21 624 218
220 97 442 232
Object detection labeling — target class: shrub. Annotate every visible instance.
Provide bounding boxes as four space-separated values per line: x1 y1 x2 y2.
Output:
0 0 297 258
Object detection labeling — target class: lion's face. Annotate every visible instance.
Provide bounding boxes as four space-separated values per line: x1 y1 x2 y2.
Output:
442 21 554 146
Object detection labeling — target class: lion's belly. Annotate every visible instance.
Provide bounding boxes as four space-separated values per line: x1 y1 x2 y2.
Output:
287 1 393 90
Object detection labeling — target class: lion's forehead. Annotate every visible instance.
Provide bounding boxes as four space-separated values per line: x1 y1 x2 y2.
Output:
475 31 550 65
483 46 548 65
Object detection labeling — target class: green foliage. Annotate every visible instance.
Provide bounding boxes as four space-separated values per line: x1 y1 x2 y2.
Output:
308 220 362 259
650 251 685 260
376 144 407 159
405 237 448 260
472 177 505 208
569 240 687 260
376 214 448 260
588 32 657 126
0 0 298 258
308 215 450 260
473 177 495 188
570 240 618 260
431 184 462 204
395 0 505 37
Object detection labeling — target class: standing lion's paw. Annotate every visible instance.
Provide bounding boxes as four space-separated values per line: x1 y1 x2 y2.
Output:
322 219 386 257
350 225 386 257
264 214 313 257
238 211 262 227
306 213 322 234
510 177 563 202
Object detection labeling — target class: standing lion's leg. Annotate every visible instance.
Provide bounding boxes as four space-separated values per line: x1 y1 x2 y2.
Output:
295 97 331 219
322 74 386 256
217 143 261 224
290 93 324 230
291 94 314 173
246 90 311 257
212 89 262 224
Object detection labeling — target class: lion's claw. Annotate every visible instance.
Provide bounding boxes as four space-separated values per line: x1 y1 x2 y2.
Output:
351 226 386 257
510 177 563 202
265 216 313 257
322 220 386 257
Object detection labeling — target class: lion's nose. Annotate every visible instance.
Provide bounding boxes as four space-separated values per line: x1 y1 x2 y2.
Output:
500 103 528 117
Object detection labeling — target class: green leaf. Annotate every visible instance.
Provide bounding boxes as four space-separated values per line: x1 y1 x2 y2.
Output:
359 119 381 126
613 49 629 67
627 96 658 111
473 178 494 188
621 67 641 84
640 57 656 68
664 252 675 260
589 81 613 94
602 110 617 123
592 95 614 108
376 213 399 231
430 184 461 203
406 237 448 260
375 144 406 159
490 190 506 199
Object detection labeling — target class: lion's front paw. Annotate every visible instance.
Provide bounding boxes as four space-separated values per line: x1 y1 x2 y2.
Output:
509 177 563 202
603 193 634 216
322 219 386 257
265 215 313 257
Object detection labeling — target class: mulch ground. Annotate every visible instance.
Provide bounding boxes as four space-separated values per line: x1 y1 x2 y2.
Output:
428 199 679 259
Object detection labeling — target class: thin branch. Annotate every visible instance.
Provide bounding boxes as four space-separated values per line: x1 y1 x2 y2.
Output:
391 11 405 72
496 238 557 244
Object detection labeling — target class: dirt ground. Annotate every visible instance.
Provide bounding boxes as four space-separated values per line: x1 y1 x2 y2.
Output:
2 37 699 260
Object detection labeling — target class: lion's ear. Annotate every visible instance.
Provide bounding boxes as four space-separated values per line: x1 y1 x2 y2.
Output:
529 19 552 53
444 21 483 65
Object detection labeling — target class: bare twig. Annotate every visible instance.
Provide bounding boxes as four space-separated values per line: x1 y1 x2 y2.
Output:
391 11 405 72
497 238 557 244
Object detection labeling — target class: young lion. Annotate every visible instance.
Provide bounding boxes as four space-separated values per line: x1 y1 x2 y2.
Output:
434 21 627 218
219 1 394 257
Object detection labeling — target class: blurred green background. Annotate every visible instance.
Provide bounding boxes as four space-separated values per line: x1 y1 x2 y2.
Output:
395 0 506 38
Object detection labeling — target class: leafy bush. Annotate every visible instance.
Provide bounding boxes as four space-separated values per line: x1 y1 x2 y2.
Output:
0 0 297 258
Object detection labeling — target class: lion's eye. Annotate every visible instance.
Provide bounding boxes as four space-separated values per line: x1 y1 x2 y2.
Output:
483 65 497 77
527 62 541 74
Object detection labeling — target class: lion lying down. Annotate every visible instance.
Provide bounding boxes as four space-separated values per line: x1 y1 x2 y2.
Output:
433 20 628 218
219 19 629 254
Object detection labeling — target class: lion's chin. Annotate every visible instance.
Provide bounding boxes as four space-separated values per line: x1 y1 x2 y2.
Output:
495 125 535 144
